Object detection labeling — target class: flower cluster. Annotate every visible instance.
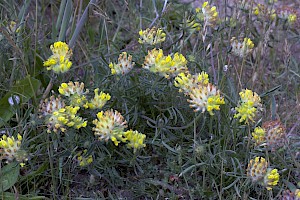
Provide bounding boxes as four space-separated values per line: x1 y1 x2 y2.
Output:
196 1 219 27
252 120 286 151
247 157 280 190
253 3 276 21
277 7 297 25
43 41 72 73
174 71 225 115
143 48 188 78
230 37 254 58
39 96 87 133
234 89 262 124
0 133 27 166
92 110 146 152
85 88 111 109
109 52 135 75
138 27 166 45
76 149 93 167
58 81 89 107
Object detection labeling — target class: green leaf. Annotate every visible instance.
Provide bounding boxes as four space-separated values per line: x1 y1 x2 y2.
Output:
0 162 20 192
0 75 41 127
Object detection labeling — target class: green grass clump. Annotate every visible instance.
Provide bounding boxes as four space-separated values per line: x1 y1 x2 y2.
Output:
0 0 299 199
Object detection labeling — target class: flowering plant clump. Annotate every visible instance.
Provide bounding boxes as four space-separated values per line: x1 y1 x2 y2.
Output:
234 89 262 124
84 88 111 109
196 1 219 27
58 81 89 107
123 130 146 153
277 7 297 25
43 41 72 73
143 48 188 78
109 52 135 75
174 71 209 94
92 109 128 146
247 157 280 190
0 133 27 166
39 95 87 133
138 27 166 45
230 37 254 58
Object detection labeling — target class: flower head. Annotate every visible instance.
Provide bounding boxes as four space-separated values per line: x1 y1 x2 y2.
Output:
58 81 89 107
124 130 146 153
138 27 166 45
39 96 87 133
92 110 127 146
0 134 27 165
262 120 286 151
188 83 225 115
143 48 188 78
84 88 111 109
252 126 266 145
174 71 209 94
247 157 268 182
43 41 72 73
109 52 135 75
196 1 219 27
264 168 280 190
230 37 254 58
234 89 262 124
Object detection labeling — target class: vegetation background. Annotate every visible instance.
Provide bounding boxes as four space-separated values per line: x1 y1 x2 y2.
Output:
0 0 299 199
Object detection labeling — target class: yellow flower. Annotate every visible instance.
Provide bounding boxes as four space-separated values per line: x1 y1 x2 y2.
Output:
186 18 201 32
0 133 27 163
84 88 111 109
58 81 89 107
230 37 254 58
174 71 210 94
247 157 268 182
43 41 72 73
39 96 86 133
188 83 225 115
109 52 135 75
288 14 297 24
253 4 276 21
138 27 166 45
92 110 127 146
295 189 300 198
252 127 266 145
124 130 146 153
197 1 219 27
264 168 280 190
143 48 188 78
234 89 262 124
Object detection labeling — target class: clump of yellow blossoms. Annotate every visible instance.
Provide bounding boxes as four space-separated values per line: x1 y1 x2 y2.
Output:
109 52 135 75
76 149 93 167
234 89 262 124
138 27 166 45
143 48 188 78
188 83 225 115
253 3 276 21
39 95 87 133
124 130 146 153
264 168 280 190
247 157 280 190
174 72 209 94
277 7 297 25
58 81 89 107
186 18 201 32
174 71 224 115
92 109 128 146
196 1 218 27
84 88 111 109
43 41 73 73
0 133 27 166
230 37 254 58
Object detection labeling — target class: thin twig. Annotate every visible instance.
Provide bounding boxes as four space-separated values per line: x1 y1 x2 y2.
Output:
149 0 168 28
